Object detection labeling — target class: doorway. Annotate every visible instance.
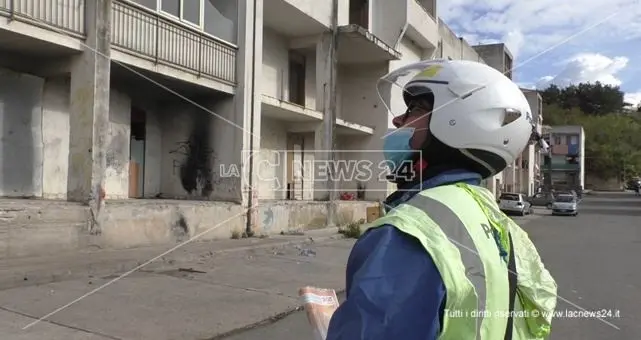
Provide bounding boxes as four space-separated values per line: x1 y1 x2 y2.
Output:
288 52 306 106
286 134 304 200
129 107 146 198
349 0 369 28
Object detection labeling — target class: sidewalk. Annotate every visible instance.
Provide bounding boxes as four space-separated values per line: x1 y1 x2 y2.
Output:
0 228 354 340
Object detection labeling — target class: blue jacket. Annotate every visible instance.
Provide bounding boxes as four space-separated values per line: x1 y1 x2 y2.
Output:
326 170 482 340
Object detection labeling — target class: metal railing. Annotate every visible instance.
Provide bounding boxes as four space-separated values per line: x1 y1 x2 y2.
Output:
111 0 237 84
0 0 85 36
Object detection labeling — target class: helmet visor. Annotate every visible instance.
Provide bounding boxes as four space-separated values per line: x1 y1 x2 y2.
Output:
376 60 449 122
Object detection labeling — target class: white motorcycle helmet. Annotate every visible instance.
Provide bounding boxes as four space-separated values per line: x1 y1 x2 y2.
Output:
377 59 548 178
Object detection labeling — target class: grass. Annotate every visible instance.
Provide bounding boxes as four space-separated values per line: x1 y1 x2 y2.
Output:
230 229 256 239
339 218 366 239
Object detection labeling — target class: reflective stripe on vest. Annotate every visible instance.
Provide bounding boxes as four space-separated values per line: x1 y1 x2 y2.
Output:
405 195 487 328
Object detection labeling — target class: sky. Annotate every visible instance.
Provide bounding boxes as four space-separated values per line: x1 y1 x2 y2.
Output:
438 0 641 107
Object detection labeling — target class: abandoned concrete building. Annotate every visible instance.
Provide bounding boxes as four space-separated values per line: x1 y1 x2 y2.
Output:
0 0 544 258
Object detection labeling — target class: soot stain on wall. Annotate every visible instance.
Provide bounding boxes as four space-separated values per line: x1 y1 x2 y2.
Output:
169 111 214 198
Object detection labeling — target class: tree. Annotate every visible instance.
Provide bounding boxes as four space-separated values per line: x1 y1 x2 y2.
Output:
539 81 626 115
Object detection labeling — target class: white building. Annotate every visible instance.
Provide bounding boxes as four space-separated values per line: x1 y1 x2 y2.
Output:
0 0 542 257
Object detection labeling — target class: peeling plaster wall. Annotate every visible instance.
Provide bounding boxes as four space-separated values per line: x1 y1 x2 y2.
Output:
0 199 245 258
101 200 245 249
0 68 44 197
0 68 136 200
259 117 287 200
105 90 131 199
257 200 378 234
41 77 70 199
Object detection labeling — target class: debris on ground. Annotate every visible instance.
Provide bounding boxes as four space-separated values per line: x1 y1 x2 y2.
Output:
178 268 206 274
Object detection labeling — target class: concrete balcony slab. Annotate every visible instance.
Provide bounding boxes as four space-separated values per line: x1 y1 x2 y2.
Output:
337 25 401 64
336 118 373 135
0 17 83 55
261 95 323 122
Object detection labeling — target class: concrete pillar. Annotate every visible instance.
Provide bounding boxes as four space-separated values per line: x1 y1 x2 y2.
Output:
67 0 111 232
313 33 338 202
237 0 263 233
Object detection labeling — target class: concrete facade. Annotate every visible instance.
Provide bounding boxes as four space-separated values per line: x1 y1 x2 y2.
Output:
0 0 540 257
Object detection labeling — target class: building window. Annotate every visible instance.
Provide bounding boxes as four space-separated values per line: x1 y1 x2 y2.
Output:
129 0 238 44
158 0 203 27
570 135 578 144
133 0 156 9
182 0 202 25
505 53 513 80
160 0 180 17
554 136 561 145
204 0 238 44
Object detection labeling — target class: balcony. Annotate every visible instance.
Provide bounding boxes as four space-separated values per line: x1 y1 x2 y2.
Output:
406 0 438 49
542 163 580 171
336 118 374 135
0 0 85 36
0 0 85 54
261 94 323 122
337 25 401 64
111 0 237 85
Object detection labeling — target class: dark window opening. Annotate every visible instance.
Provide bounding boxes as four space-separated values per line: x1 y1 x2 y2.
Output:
349 0 369 28
288 52 306 106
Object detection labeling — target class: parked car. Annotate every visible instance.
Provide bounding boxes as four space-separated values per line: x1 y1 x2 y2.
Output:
625 179 641 191
498 193 533 216
556 190 579 201
551 194 579 216
528 192 556 209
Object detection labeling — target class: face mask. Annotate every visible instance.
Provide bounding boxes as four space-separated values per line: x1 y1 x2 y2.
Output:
383 127 416 172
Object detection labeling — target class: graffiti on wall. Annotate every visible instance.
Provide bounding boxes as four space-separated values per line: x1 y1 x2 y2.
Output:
169 113 215 197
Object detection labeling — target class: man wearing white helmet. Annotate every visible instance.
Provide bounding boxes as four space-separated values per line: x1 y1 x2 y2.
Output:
327 60 557 340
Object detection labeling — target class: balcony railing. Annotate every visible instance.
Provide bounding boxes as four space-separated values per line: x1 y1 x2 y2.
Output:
111 0 237 84
542 163 580 171
0 0 85 37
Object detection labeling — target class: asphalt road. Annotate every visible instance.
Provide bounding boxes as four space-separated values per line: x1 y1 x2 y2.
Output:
223 192 641 340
